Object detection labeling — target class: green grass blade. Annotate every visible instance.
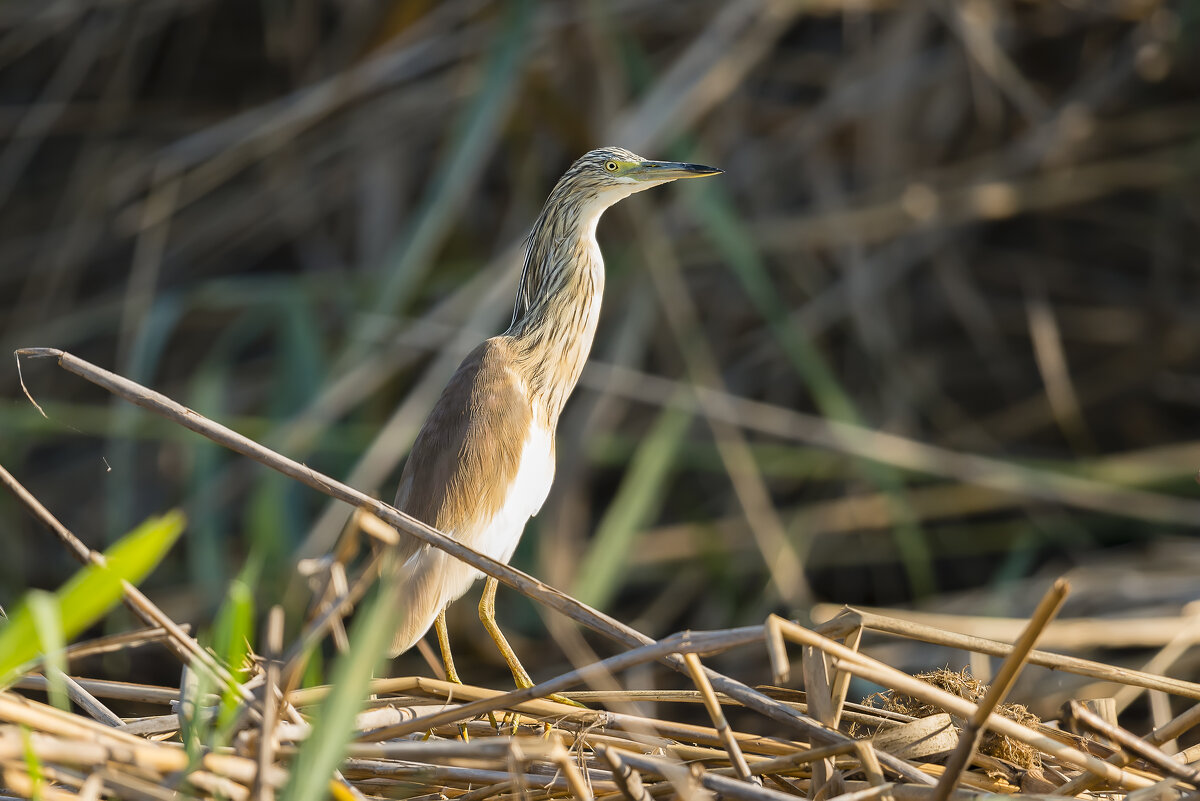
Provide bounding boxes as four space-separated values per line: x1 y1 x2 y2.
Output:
20 726 44 801
25 592 67 711
209 575 255 733
0 510 185 684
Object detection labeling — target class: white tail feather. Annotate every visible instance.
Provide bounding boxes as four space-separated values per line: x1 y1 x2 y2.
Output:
388 546 481 657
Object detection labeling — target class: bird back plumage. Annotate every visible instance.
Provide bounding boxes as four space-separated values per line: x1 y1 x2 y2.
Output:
389 336 554 656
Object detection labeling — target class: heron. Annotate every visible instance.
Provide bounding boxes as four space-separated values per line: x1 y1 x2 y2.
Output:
388 146 722 689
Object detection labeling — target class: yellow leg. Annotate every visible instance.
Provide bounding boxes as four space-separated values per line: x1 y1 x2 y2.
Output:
434 609 462 685
434 610 472 741
478 577 585 710
479 577 534 688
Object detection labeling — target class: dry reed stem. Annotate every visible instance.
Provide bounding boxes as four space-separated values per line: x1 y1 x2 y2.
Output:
561 688 901 732
614 748 796 801
61 627 181 661
748 742 859 778
683 652 756 783
600 746 655 801
803 643 844 799
1113 604 1200 714
254 605 285 801
47 669 122 728
12 677 180 706
852 741 887 788
547 740 594 801
830 626 864 729
811 605 1200 651
1 769 78 801
823 783 897 801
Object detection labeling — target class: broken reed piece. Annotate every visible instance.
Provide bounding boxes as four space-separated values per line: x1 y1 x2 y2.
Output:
871 714 958 762
804 642 845 799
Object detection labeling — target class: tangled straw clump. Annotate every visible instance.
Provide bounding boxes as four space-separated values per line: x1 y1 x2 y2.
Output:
864 666 1042 770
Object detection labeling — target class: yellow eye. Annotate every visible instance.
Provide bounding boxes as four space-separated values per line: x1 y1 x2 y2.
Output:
605 161 618 172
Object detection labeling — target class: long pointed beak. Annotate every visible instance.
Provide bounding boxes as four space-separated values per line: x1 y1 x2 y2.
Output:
631 160 724 181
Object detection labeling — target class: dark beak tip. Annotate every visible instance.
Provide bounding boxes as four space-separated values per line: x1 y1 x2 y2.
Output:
637 160 723 178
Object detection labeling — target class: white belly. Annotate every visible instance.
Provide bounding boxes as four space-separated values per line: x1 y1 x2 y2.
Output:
473 422 555 565
429 422 555 608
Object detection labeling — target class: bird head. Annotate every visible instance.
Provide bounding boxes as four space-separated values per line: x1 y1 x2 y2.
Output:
556 146 723 213
511 147 723 332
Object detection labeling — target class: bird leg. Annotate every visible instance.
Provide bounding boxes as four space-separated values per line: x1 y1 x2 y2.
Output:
478 577 585 709
434 610 475 741
434 609 462 685
478 576 536 732
478 576 534 688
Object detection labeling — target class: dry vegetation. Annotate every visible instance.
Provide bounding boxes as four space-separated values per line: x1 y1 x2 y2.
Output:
2 0 1200 799
3 389 1200 799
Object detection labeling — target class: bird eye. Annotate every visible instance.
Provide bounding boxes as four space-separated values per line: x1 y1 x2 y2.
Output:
605 161 618 172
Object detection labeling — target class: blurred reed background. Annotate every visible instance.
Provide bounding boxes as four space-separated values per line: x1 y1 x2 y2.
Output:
1 1 1199 698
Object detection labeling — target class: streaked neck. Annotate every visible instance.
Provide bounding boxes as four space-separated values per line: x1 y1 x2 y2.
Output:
506 192 607 424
